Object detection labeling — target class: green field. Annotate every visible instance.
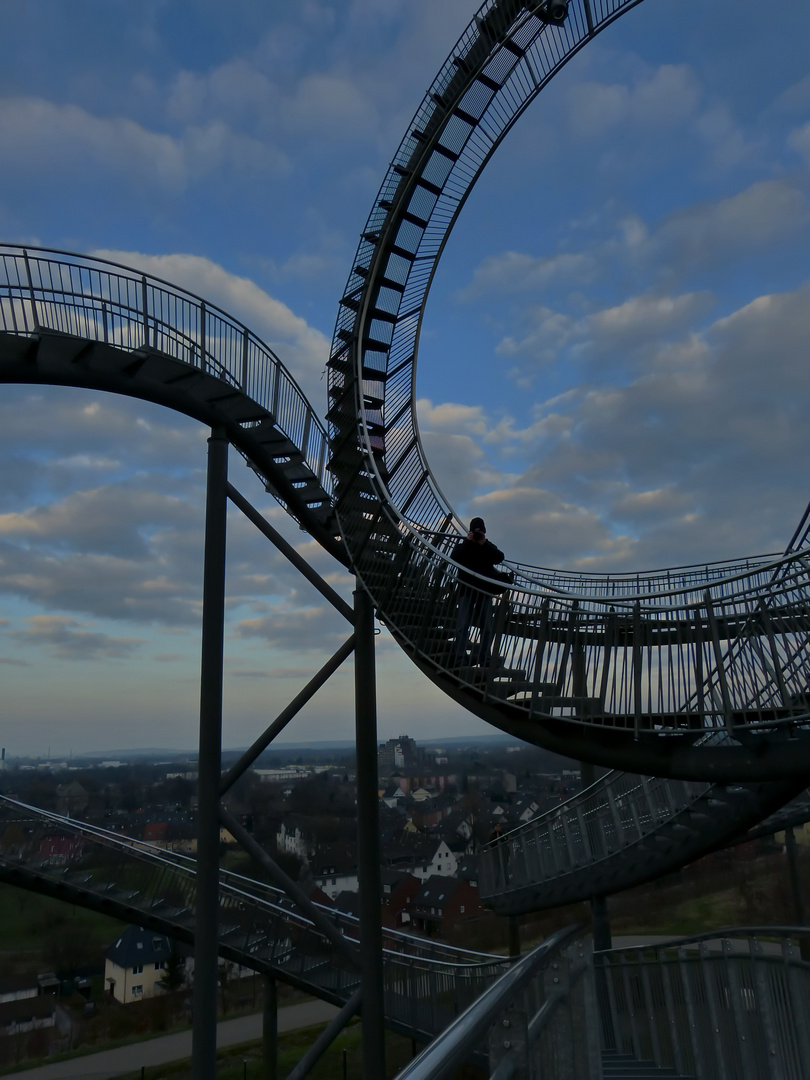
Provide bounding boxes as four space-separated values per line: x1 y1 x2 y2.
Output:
0 884 125 974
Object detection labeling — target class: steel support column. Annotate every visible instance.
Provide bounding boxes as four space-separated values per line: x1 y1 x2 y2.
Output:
508 915 521 961
263 975 278 1080
591 895 612 951
354 586 386 1079
192 428 229 1080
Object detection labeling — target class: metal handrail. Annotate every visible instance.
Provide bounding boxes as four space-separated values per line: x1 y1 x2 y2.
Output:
597 926 810 954
0 796 504 971
322 0 810 767
0 244 332 500
596 926 810 1079
393 924 584 1080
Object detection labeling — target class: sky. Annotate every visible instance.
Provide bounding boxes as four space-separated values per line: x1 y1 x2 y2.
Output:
0 0 809 756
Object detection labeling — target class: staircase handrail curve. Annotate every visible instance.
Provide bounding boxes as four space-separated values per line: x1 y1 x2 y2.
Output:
597 925 810 955
0 243 332 503
3 246 802 613
740 788 810 842
5 243 798 609
488 769 810 855
393 923 585 1080
487 770 711 846
454 544 810 609
323 0 810 762
418 524 795 604
383 502 810 610
0 795 506 970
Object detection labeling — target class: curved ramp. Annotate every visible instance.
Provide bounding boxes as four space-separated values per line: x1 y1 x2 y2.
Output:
479 771 807 916
0 796 506 1044
326 0 810 779
0 245 344 563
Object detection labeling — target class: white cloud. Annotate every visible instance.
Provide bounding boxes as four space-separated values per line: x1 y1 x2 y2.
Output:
90 251 332 413
10 615 144 660
587 292 714 354
0 487 194 558
234 604 347 652
694 103 761 171
788 121 810 166
653 180 808 269
563 64 701 141
0 98 288 193
457 250 598 302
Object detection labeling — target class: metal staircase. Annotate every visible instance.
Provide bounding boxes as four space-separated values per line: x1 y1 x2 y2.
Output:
0 247 343 561
325 0 810 780
601 1053 696 1078
479 771 807 915
1 4 809 1075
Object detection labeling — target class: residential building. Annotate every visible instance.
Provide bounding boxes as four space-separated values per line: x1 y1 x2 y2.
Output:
104 926 176 1004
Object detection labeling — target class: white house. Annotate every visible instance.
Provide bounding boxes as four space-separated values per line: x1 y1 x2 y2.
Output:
104 926 176 1004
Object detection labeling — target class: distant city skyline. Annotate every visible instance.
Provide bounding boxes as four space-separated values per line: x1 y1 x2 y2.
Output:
1 0 809 754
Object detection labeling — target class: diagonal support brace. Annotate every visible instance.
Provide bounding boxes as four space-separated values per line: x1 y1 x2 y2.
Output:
218 806 360 970
220 633 356 796
285 988 363 1080
227 481 353 622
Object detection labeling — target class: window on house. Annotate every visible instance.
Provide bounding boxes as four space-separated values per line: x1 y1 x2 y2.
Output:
155 961 164 970
132 985 143 997
132 964 144 975
460 905 465 914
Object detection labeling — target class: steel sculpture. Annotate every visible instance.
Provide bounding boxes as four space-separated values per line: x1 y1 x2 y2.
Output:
1 1 809 1076
326 0 810 780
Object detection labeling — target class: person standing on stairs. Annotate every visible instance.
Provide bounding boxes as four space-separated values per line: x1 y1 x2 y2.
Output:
452 517 511 669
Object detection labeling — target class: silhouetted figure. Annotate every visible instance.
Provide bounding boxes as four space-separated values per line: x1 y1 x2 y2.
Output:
452 517 509 668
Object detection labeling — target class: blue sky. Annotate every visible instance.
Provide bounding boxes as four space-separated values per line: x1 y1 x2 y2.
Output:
1 0 809 756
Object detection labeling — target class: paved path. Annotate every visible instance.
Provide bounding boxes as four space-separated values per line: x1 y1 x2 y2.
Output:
3 999 338 1080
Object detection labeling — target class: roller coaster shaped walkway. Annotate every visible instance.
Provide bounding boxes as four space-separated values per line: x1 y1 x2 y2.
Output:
1 0 810 1072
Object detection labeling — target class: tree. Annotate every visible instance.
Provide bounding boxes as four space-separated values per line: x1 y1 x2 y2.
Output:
158 945 187 993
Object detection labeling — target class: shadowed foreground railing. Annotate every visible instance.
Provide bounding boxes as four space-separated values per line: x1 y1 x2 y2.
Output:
597 929 810 1080
393 924 598 1080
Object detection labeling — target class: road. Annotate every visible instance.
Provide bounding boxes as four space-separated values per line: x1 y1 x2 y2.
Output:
3 999 338 1080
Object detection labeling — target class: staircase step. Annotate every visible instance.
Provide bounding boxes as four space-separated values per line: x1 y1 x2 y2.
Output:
602 1051 696 1078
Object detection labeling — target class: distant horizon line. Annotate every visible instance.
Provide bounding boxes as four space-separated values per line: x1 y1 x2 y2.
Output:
4 732 530 761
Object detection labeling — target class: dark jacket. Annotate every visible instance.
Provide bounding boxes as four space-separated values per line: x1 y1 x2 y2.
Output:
452 536 506 595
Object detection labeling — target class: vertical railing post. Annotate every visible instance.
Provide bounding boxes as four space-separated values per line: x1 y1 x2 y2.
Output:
241 328 249 392
141 275 150 349
22 249 40 332
632 601 642 739
200 300 207 373
783 937 810 1073
784 826 806 925
591 895 611 952
354 586 386 1079
191 428 229 1080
